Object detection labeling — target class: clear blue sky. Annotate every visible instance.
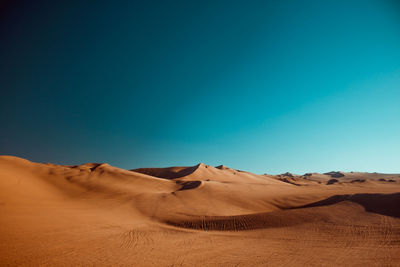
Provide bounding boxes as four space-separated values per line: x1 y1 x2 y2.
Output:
1 0 399 174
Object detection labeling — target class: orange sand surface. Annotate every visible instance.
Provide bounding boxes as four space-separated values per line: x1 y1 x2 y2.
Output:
1 155 400 266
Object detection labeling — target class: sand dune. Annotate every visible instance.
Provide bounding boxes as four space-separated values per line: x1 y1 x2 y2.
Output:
1 155 400 266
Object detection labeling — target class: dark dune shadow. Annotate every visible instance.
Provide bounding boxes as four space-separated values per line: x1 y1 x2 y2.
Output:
177 181 202 191
295 193 400 218
89 163 104 172
326 178 339 185
131 165 199 179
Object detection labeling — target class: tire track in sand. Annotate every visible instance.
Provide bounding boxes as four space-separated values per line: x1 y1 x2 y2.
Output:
119 228 153 249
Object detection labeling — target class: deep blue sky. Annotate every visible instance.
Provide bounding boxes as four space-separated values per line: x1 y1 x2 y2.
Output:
1 0 400 174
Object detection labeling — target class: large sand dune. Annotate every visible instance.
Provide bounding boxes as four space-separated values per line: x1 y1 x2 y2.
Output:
1 155 400 266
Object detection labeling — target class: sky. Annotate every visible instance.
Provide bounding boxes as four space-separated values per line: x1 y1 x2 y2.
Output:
1 0 400 174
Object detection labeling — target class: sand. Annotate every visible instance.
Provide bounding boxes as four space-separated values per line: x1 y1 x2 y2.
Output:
1 155 400 266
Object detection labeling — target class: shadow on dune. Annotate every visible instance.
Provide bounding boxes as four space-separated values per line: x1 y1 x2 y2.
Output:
131 164 200 179
176 181 202 191
165 192 400 231
295 192 400 218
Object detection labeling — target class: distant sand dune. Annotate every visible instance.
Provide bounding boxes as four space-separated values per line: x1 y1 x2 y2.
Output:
298 192 400 218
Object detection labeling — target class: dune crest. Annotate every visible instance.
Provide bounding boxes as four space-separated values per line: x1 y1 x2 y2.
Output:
131 163 205 179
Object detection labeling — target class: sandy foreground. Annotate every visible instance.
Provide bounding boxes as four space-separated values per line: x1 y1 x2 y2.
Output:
1 155 399 266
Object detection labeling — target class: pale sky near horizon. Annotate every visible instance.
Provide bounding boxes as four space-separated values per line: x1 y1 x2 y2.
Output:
1 0 400 174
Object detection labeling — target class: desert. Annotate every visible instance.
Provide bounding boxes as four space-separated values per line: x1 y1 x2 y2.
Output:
2 1 400 266
1 155 399 266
